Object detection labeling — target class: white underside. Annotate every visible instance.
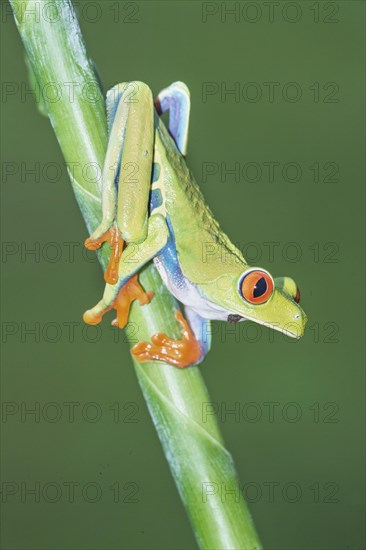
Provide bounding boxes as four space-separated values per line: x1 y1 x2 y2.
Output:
153 257 229 321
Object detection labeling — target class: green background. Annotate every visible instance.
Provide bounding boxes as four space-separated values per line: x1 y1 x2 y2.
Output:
1 1 365 549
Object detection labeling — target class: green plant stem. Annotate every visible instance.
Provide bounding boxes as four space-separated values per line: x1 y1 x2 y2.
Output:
9 1 262 548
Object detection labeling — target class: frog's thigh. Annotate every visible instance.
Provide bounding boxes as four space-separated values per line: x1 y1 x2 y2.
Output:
116 82 155 244
155 81 190 156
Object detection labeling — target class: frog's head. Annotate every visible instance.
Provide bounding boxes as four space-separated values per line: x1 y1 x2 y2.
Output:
203 267 307 338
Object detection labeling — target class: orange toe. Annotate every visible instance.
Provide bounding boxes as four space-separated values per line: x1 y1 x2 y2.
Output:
131 310 202 368
84 225 124 285
117 275 153 324
83 274 153 330
84 237 102 251
83 310 104 325
110 274 154 329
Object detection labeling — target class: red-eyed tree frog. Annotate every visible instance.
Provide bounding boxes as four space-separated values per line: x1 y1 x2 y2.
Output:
83 81 307 368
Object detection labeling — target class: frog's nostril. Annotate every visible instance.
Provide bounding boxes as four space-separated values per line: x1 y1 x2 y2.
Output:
295 288 300 304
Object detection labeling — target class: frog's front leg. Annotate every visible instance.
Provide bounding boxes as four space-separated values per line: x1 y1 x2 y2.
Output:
83 214 169 328
131 307 211 368
83 273 153 329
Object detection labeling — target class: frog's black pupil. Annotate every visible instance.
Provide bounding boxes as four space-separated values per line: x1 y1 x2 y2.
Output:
253 277 267 298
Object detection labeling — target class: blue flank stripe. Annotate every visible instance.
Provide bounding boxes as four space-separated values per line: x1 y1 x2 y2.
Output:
156 214 186 288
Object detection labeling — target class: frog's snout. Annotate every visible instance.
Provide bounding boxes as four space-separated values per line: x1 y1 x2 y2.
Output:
276 277 307 338
290 309 308 339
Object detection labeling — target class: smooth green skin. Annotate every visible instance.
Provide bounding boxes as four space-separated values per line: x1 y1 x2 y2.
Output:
89 82 155 245
94 81 308 340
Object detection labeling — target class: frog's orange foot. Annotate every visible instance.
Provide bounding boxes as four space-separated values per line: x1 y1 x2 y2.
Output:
131 311 201 368
83 274 153 330
111 274 154 329
84 225 124 285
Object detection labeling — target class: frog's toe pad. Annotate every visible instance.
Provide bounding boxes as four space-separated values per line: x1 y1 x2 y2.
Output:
139 291 154 305
111 317 127 329
84 237 102 251
83 309 103 325
130 311 201 368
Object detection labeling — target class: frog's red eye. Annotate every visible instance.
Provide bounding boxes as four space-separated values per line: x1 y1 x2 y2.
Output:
240 270 274 305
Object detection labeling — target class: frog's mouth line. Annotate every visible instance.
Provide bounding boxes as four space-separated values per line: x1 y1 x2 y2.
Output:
227 314 303 339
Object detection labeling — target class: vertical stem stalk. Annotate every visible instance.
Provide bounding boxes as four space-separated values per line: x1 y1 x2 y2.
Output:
9 1 262 548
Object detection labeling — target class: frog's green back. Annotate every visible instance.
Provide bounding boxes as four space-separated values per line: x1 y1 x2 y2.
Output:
155 120 249 284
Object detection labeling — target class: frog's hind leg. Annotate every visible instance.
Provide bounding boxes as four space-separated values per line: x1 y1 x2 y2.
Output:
155 81 190 156
85 85 129 245
85 82 155 282
115 82 154 244
131 307 211 368
87 82 154 244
